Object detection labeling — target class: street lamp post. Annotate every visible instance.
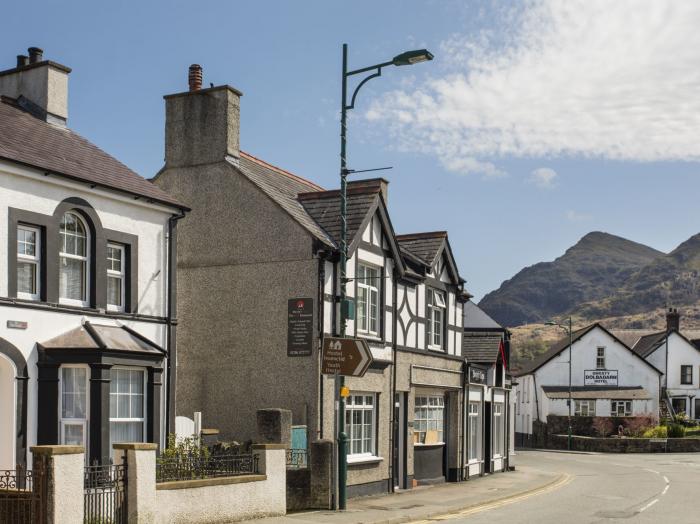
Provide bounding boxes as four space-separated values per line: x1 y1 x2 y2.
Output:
546 317 573 450
337 43 432 510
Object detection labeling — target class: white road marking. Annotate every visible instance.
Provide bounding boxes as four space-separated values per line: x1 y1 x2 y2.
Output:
662 485 669 496
639 499 659 513
663 476 669 484
644 468 660 475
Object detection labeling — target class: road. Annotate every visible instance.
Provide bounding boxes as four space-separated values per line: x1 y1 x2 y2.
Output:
429 450 700 523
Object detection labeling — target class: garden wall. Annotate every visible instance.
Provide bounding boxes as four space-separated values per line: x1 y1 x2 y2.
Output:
547 434 700 453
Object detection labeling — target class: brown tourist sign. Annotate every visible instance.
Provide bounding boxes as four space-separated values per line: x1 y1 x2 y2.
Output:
321 337 373 377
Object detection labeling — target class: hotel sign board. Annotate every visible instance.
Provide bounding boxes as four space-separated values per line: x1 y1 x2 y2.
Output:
584 369 618 386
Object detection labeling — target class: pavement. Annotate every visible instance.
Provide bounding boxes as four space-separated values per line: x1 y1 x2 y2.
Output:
243 458 562 524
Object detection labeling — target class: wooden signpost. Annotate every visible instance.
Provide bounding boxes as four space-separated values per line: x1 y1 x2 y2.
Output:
321 337 373 377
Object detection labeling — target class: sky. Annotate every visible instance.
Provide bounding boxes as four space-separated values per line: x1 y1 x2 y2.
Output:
3 0 700 300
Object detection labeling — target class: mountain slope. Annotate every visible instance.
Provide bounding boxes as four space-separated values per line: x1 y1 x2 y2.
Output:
479 231 664 326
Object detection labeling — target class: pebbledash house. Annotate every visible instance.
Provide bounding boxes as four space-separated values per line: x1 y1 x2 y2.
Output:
154 65 514 498
0 48 187 470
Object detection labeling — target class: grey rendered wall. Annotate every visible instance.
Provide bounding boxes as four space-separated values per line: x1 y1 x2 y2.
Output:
155 162 320 441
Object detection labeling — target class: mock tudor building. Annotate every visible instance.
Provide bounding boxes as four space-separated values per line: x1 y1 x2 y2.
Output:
514 323 661 443
154 65 481 497
0 48 187 470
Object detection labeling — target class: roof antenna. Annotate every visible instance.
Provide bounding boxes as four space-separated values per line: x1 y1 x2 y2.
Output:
343 166 393 175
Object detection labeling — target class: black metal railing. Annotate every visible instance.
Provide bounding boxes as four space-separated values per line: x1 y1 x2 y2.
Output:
156 453 259 483
286 449 308 469
84 459 128 524
0 464 45 524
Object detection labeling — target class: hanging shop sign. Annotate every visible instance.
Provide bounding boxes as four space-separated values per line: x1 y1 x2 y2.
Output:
468 366 487 385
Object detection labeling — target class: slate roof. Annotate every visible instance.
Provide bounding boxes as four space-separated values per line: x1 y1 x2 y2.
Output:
463 334 503 363
233 153 335 247
40 321 165 355
0 96 186 209
463 301 503 330
395 232 446 265
630 332 667 358
542 386 652 400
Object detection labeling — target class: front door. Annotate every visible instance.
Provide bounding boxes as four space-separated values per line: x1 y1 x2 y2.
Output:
393 393 406 489
695 398 700 420
483 401 492 474
0 355 16 470
672 397 688 416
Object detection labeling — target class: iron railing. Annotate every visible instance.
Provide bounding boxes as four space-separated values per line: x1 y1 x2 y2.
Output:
156 453 258 482
84 459 128 524
286 449 308 469
0 464 46 524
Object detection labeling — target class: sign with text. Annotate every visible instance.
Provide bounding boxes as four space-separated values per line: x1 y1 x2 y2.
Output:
468 367 487 385
584 369 618 386
321 337 372 377
287 298 314 357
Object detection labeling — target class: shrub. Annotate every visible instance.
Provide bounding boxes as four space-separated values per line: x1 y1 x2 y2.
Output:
624 415 655 437
161 433 210 460
592 417 614 437
642 426 667 438
668 423 686 438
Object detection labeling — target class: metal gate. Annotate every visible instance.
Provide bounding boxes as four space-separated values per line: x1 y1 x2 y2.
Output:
84 458 127 524
0 463 46 523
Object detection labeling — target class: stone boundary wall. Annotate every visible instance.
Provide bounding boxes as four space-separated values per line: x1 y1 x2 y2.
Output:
547 434 700 453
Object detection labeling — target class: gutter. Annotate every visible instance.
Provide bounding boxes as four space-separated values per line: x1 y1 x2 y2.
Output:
165 209 186 440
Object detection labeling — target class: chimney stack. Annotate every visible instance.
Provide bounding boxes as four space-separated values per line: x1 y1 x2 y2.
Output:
164 64 242 168
666 307 680 333
0 47 71 126
188 64 202 92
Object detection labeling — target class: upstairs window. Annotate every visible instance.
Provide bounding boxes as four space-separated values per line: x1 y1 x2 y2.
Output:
107 244 125 311
17 225 41 300
596 347 606 370
428 289 446 350
357 264 380 336
681 365 693 385
59 212 89 306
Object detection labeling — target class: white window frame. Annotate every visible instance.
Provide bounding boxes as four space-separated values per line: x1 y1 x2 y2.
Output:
59 212 90 307
468 401 481 462
574 399 596 416
345 393 377 459
356 264 380 337
109 367 147 452
493 402 505 458
58 365 89 448
596 347 605 370
107 243 126 312
414 395 445 445
428 289 446 351
17 225 41 300
611 400 632 417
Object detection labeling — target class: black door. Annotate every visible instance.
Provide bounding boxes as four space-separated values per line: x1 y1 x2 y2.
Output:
483 402 492 474
393 393 406 489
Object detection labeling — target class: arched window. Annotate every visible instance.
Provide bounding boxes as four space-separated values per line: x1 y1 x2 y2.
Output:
59 212 90 306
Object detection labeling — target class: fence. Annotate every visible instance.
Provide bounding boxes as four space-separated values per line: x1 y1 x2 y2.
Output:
84 459 128 524
286 448 308 469
0 464 46 523
156 452 258 482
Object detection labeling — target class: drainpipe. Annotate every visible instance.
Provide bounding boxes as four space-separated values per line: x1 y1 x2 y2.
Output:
461 363 467 481
165 210 186 440
317 249 330 440
533 374 541 422
389 266 398 492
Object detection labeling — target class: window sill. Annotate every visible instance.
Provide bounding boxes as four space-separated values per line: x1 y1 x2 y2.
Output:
428 346 445 353
357 333 382 342
347 455 383 465
414 443 445 447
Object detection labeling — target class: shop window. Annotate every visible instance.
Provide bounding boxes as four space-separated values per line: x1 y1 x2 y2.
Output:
468 401 481 461
414 396 445 444
60 366 89 447
345 394 376 457
493 402 505 457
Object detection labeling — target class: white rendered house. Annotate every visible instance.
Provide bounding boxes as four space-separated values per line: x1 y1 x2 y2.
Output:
0 47 186 470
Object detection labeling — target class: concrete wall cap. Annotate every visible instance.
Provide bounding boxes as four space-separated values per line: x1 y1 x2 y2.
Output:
163 84 243 100
156 474 267 490
200 428 219 435
30 445 84 455
112 442 158 450
252 443 286 450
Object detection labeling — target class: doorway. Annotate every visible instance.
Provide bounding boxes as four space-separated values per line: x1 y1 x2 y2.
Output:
483 401 492 474
393 393 407 489
0 354 16 470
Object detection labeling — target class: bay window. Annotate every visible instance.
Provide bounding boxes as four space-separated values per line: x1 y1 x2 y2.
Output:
107 244 125 311
357 264 380 336
59 212 89 306
17 225 40 300
414 395 445 444
109 368 146 449
60 366 88 446
345 394 376 457
428 289 446 350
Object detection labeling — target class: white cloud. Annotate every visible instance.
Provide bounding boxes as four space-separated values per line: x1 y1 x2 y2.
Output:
366 1 700 173
529 167 557 188
566 210 591 222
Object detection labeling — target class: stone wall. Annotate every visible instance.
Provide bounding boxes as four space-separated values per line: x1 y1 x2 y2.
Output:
547 434 700 453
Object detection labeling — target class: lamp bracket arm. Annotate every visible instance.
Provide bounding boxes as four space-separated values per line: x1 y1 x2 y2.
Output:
346 67 383 110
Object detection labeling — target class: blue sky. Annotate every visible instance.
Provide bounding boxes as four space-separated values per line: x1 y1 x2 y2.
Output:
3 1 700 300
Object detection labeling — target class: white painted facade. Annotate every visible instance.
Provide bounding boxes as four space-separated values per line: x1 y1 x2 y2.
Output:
515 326 661 437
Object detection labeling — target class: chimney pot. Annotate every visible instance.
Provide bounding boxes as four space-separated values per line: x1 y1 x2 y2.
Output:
28 47 43 64
16 55 29 68
188 64 202 92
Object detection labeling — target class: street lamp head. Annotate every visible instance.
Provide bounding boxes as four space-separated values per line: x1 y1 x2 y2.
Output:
392 49 434 66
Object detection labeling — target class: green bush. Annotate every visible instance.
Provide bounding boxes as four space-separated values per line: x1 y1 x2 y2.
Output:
642 426 667 438
668 423 686 438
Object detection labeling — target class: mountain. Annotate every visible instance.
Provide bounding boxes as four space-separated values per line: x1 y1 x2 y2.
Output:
479 231 664 326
